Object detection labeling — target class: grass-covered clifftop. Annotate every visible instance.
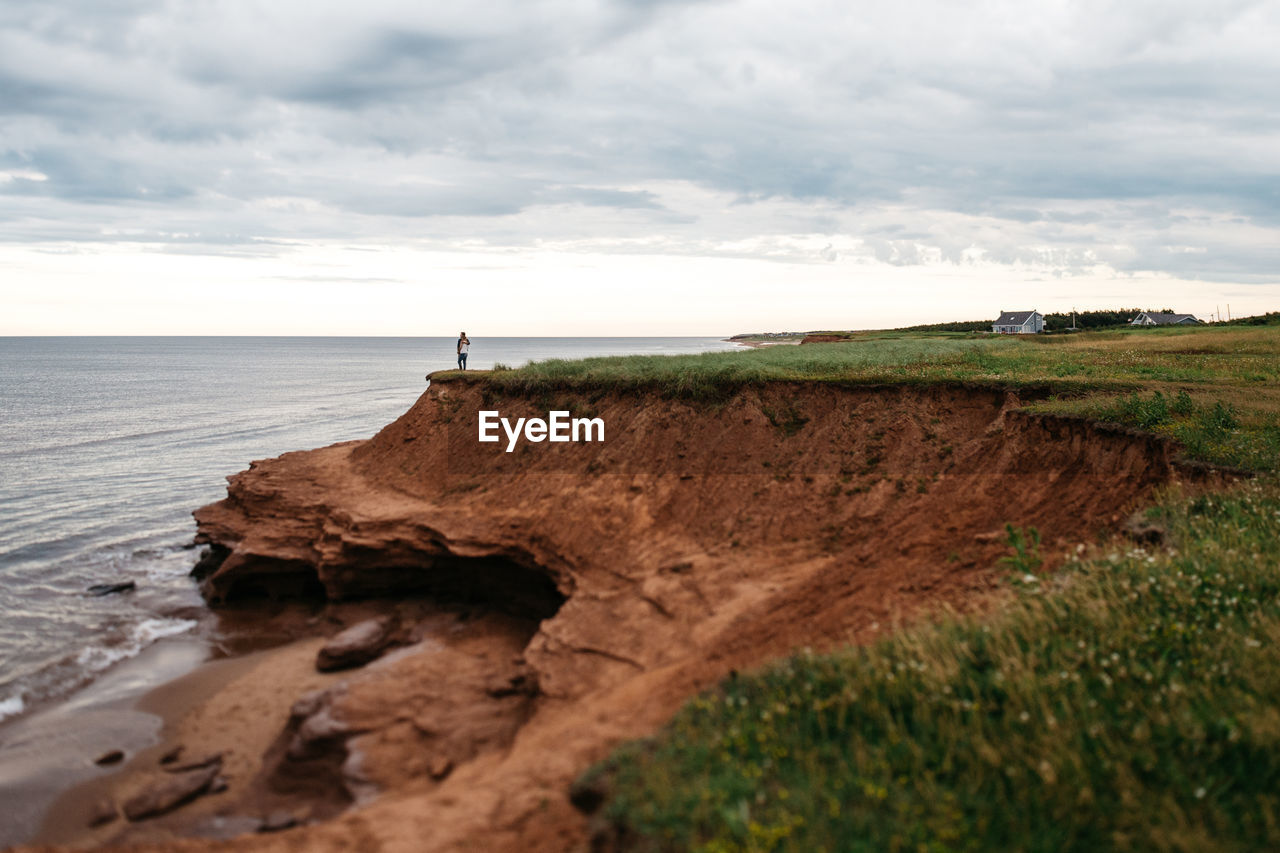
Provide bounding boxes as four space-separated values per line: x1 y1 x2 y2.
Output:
449 326 1280 471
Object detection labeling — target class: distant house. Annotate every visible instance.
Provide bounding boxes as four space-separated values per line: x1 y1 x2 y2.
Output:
1130 312 1202 326
992 310 1044 334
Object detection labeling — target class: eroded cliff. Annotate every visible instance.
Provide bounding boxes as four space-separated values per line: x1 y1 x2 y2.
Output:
81 380 1198 851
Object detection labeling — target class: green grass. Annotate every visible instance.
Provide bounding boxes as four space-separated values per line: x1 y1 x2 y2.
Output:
1031 391 1280 473
584 479 1280 852
453 326 1280 397
448 325 1280 471
473 334 1010 399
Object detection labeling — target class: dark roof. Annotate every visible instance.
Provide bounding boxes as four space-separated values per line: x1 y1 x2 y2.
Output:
1134 312 1200 325
994 310 1039 326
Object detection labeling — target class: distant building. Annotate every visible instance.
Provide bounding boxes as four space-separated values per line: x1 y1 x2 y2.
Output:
992 310 1044 334
1130 312 1202 326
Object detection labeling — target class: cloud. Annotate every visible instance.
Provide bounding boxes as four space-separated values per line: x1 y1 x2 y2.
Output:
0 0 1277 290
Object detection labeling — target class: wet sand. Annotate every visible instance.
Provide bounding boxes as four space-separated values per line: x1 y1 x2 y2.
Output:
0 639 209 849
0 598 351 849
3 597 485 850
31 637 342 848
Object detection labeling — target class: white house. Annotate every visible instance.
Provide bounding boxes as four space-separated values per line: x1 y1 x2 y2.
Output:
992 310 1045 334
1130 312 1202 326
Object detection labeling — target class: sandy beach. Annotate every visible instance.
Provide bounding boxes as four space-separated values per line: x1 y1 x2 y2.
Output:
5 592 543 851
29 637 337 848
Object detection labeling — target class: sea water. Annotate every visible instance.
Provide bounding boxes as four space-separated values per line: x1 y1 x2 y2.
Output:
0 336 740 719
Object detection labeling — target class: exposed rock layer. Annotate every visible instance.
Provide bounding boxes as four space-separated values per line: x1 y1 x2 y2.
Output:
74 381 1198 851
798 333 854 344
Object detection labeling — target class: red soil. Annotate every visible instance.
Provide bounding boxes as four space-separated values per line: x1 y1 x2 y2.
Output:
798 333 853 344
34 381 1199 852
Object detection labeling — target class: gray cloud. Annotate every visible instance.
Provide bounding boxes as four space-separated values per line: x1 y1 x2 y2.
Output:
1 0 1278 282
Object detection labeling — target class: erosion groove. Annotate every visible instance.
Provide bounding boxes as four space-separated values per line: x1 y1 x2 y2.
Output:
162 380 1198 851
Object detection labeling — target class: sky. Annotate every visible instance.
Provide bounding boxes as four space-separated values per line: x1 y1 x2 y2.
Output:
2 0 1278 335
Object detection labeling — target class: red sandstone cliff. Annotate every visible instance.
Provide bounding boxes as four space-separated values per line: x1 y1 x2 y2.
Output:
42 380 1197 851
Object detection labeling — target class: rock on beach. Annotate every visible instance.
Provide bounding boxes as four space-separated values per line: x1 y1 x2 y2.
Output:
121 760 222 821
316 617 394 672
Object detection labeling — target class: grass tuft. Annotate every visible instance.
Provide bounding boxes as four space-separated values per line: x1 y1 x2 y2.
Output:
1034 391 1280 472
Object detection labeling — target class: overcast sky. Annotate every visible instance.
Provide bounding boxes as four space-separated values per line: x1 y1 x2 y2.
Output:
2 0 1278 334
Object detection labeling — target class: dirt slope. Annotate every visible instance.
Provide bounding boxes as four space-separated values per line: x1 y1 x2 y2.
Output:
40 380 1194 852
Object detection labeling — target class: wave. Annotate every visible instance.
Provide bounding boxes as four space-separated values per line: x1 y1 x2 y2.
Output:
0 616 199 725
72 617 199 674
0 693 25 723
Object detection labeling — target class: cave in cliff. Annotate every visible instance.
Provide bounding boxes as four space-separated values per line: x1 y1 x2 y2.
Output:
208 549 565 625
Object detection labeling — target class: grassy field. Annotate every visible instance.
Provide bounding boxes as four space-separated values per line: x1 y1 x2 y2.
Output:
474 325 1280 396
465 325 1280 471
496 323 1280 851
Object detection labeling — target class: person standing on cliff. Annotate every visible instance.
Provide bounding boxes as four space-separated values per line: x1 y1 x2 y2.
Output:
456 332 470 370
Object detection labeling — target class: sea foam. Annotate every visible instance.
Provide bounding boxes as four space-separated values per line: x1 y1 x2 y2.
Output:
0 694 25 722
73 617 198 674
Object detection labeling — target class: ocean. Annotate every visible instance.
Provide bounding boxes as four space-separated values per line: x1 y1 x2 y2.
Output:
0 336 741 721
